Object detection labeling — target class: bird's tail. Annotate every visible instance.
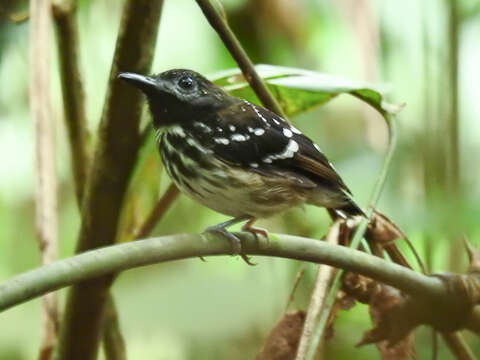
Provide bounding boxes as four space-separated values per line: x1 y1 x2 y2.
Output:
333 198 365 218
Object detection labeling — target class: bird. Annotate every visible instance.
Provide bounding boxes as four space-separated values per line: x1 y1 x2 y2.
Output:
118 69 364 264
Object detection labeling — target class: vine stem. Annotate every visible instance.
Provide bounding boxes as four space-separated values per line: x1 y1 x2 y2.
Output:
0 232 445 313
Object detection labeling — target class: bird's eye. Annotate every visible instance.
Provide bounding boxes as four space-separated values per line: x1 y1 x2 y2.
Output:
178 76 194 91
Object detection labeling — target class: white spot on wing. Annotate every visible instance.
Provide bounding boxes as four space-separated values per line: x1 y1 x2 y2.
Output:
262 140 299 163
231 134 247 142
291 126 302 134
214 137 229 145
250 163 259 168
283 128 293 138
253 128 265 136
229 125 236 131
313 144 322 152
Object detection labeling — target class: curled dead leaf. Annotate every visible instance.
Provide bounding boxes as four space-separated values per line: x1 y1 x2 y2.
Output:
257 310 306 360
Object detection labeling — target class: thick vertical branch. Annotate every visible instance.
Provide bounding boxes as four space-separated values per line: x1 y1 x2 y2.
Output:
52 0 90 204
29 0 59 358
194 0 287 118
56 2 163 360
52 2 127 358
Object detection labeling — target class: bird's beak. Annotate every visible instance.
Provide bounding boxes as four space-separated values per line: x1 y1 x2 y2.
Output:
118 72 158 93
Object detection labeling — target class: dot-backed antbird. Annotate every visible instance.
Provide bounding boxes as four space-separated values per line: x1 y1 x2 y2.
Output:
119 69 364 264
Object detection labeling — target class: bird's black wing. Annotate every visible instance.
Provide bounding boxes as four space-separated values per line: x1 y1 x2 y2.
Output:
189 101 351 193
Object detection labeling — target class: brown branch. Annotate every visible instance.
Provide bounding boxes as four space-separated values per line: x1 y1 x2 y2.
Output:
133 183 180 239
56 2 164 360
52 0 90 204
53 5 124 360
194 0 287 118
29 0 59 358
52 3 128 358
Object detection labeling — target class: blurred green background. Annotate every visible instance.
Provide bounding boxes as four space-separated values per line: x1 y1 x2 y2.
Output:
1 0 480 358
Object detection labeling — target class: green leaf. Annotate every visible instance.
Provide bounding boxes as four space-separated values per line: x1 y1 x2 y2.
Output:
210 64 402 118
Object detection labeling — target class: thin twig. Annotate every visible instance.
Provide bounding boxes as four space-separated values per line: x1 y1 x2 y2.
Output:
56 1 164 360
52 0 90 204
133 184 180 239
442 332 476 360
295 221 340 360
305 116 397 360
284 264 307 312
103 296 127 360
194 0 287 118
30 0 59 358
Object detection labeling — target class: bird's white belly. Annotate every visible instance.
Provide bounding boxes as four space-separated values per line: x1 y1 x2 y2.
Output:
178 163 306 218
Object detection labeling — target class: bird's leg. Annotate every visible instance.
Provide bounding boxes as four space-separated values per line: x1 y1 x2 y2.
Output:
204 216 255 265
241 218 269 244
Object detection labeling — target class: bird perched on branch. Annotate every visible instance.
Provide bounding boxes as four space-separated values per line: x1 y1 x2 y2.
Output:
119 69 364 263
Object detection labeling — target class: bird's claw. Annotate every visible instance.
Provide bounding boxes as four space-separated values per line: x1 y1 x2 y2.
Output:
204 226 256 266
242 222 270 246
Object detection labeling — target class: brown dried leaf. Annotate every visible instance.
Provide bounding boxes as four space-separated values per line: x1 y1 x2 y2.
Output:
464 238 480 274
257 311 306 360
341 273 416 358
367 211 406 246
366 285 416 359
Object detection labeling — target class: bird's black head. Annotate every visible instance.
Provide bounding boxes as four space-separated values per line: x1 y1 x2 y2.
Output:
118 69 234 127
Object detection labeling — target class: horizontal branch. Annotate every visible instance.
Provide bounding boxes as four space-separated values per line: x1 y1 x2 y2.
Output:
0 232 445 313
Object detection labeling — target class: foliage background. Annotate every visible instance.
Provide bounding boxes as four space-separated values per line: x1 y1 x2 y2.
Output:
1 0 480 358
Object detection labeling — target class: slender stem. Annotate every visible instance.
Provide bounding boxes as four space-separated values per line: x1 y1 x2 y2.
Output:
305 117 397 360
194 0 287 118
446 0 460 192
0 232 446 314
295 222 340 360
56 2 164 360
133 184 180 239
442 332 476 360
30 0 59 358
52 0 90 204
284 264 306 312
102 296 127 360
